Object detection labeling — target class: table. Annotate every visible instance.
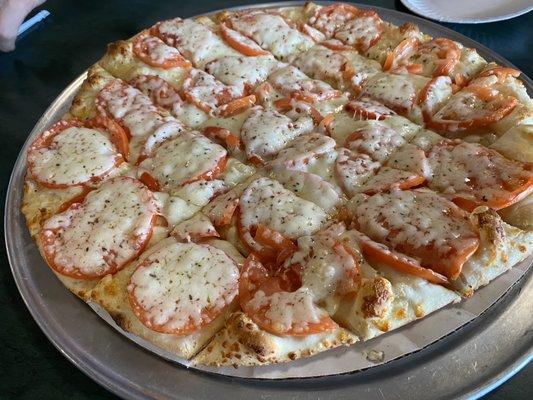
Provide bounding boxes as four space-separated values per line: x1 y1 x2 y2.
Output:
0 1 531 398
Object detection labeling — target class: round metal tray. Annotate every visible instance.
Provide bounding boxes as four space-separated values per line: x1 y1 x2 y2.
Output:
5 2 533 399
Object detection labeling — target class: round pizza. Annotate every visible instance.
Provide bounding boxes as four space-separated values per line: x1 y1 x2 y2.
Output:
21 2 533 367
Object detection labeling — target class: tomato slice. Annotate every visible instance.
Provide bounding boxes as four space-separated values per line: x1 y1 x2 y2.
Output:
139 171 161 192
41 178 157 279
345 98 396 120
132 33 191 69
309 3 362 37
27 119 124 189
417 38 461 77
219 22 268 56
129 74 183 110
426 85 518 132
426 140 533 211
356 232 449 285
478 66 521 81
203 126 242 150
350 189 480 281
237 216 298 264
85 115 130 161
239 255 337 336
128 241 238 334
218 94 256 117
383 38 419 71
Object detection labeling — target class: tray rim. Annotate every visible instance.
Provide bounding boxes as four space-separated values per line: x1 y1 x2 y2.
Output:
5 1 533 399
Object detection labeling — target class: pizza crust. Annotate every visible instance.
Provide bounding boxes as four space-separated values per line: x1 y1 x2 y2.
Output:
88 237 236 359
193 311 357 367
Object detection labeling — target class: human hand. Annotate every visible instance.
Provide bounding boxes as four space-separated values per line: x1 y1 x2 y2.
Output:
0 0 46 52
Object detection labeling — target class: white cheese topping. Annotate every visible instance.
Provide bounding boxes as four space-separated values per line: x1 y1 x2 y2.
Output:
183 69 243 113
353 189 478 263
156 18 239 68
128 240 239 332
271 168 343 212
291 45 347 87
362 72 427 114
172 213 218 242
137 35 186 65
41 177 157 277
270 133 336 171
334 15 381 51
230 12 314 61
205 55 284 92
240 177 327 240
29 127 118 187
345 123 406 162
386 143 431 178
139 131 227 190
267 65 338 101
287 224 355 301
246 287 327 334
426 141 530 203
240 107 313 159
335 149 381 196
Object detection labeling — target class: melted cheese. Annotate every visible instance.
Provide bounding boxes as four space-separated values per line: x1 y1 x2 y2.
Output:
334 15 382 51
128 240 239 331
183 69 242 112
386 143 431 178
426 141 531 203
359 167 422 193
271 168 343 212
230 12 314 60
153 191 200 226
335 149 380 196
172 179 227 207
172 213 218 242
139 35 186 65
289 224 355 301
246 287 327 334
139 131 227 190
41 177 157 276
291 45 347 87
29 127 118 187
267 65 337 101
270 133 336 171
346 123 406 162
240 177 327 240
205 55 283 92
362 72 427 115
156 18 240 68
353 189 478 267
240 107 313 159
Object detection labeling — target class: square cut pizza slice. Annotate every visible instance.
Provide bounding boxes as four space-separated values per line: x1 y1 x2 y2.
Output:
343 188 532 296
89 233 245 359
423 64 532 141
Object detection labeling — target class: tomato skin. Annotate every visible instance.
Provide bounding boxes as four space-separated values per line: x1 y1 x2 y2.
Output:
28 118 125 189
357 235 450 285
41 203 156 280
219 22 268 56
132 33 191 69
86 115 130 161
238 255 338 337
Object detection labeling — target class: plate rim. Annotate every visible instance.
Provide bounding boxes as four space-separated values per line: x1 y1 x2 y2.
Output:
5 1 533 399
399 0 533 24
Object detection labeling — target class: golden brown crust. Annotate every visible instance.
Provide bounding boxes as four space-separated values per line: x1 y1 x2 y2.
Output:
361 277 394 319
193 312 357 367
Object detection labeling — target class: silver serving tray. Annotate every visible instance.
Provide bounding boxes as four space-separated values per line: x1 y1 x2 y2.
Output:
5 2 533 399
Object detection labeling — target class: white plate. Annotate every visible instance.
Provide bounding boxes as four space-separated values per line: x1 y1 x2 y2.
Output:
400 0 533 23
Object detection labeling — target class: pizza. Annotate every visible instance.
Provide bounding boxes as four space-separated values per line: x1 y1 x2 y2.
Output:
21 2 533 368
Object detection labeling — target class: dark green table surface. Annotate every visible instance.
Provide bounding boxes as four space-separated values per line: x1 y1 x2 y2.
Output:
1 1 531 399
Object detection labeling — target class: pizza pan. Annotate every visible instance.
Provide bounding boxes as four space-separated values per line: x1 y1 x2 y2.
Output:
5 1 533 398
